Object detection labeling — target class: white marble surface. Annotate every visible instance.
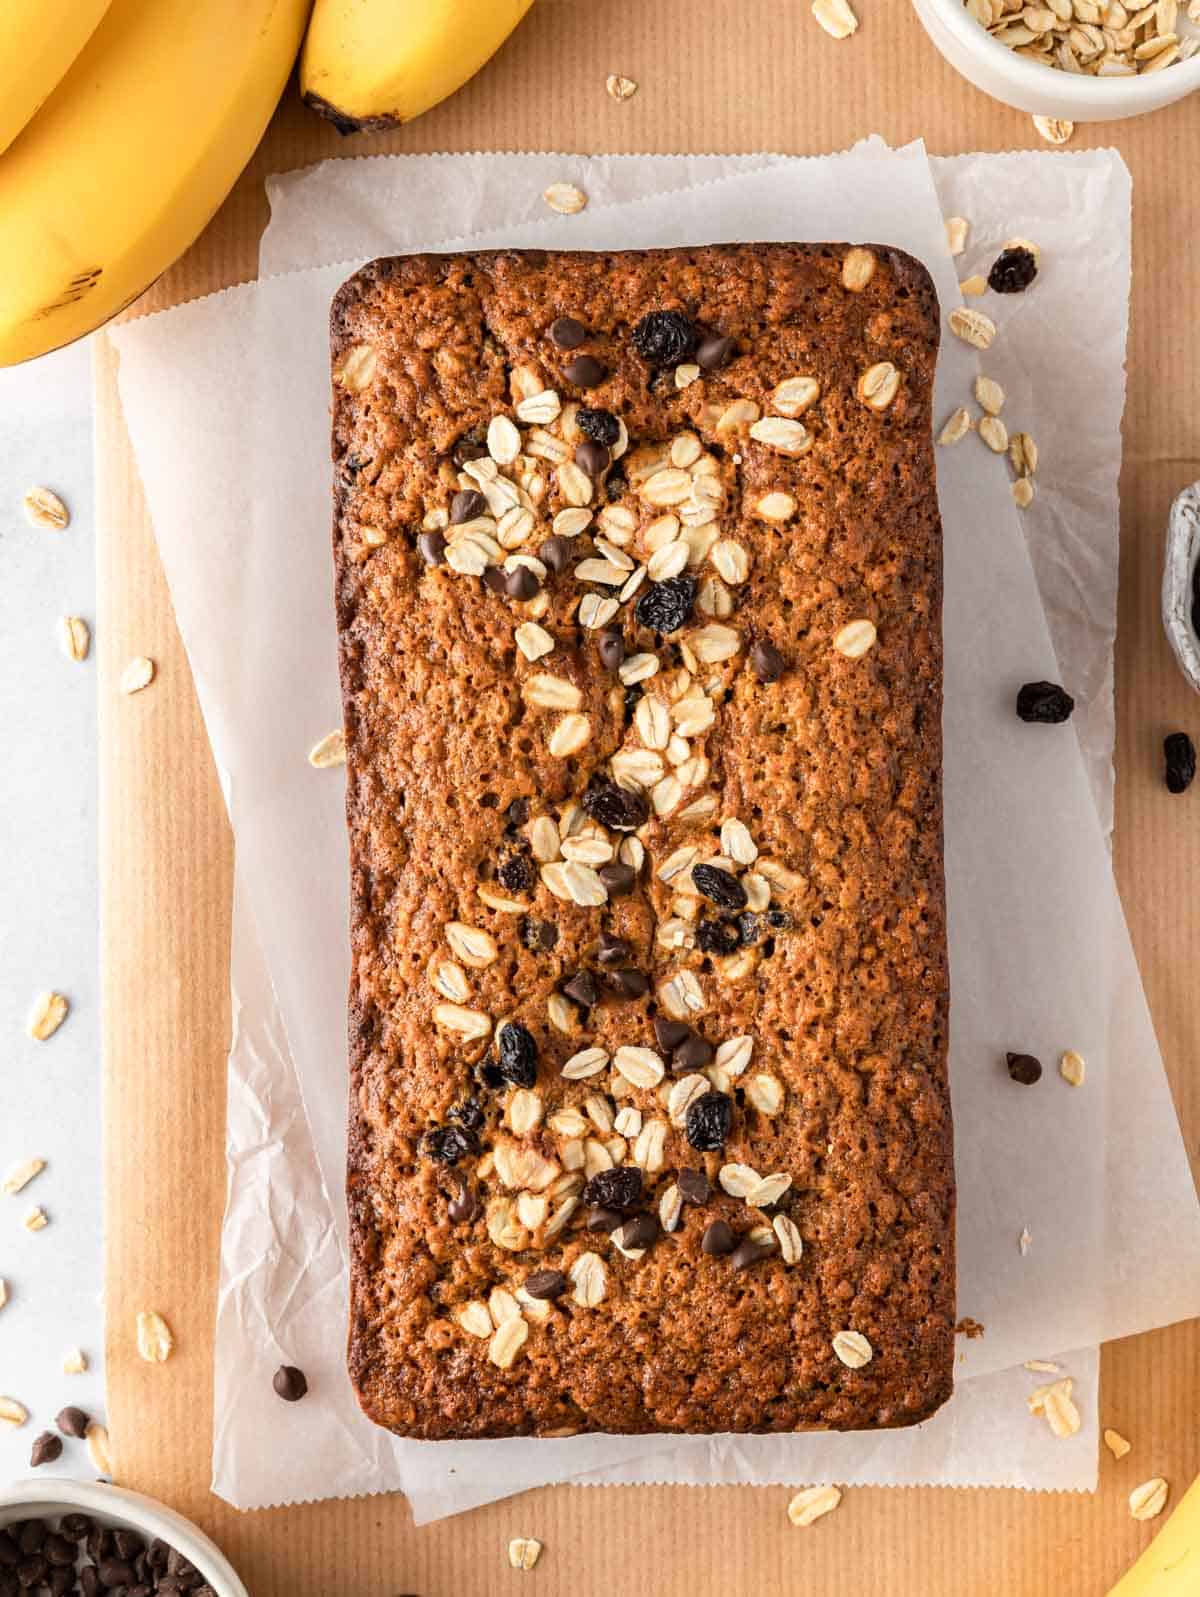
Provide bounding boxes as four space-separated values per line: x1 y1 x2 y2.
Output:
0 340 106 1480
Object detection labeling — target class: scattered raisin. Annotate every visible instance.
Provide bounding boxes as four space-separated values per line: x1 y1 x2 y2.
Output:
692 863 748 911
685 1090 733 1151
631 309 697 366
696 918 740 955
497 1022 538 1087
636 573 697 635
1016 681 1074 724
576 407 621 447
497 854 535 893
582 1166 644 1212
582 774 650 830
449 1097 484 1130
1164 731 1196 794
423 1124 478 1164
988 246 1038 294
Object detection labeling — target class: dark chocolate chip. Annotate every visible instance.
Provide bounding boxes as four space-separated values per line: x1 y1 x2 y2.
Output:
563 354 607 387
549 316 587 349
685 1090 733 1151
498 1021 538 1087
575 438 610 477
676 1169 710 1205
607 967 649 1000
615 1214 660 1252
80 1567 101 1597
17 1525 45 1556
16 1555 48 1588
98 1557 136 1588
730 1236 775 1272
538 535 572 575
521 917 559 952
1164 731 1196 794
523 1269 567 1300
597 626 625 671
272 1364 308 1402
451 436 488 468
632 310 697 366
692 863 748 911
30 1431 62 1467
1006 1051 1043 1086
450 488 486 524
59 1516 91 1543
673 1033 714 1072
55 1404 90 1438
482 565 509 594
49 1570 75 1596
112 1531 143 1561
750 638 785 683
582 1165 643 1212
586 1205 624 1233
0 1537 18 1571
701 1220 735 1256
1016 680 1074 723
505 564 540 600
417 529 447 566
696 333 736 371
597 861 635 897
597 932 631 966
653 1017 691 1052
560 970 598 1010
576 407 621 447
448 1180 480 1224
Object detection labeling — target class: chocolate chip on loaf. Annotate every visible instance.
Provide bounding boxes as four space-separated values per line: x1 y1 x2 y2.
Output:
701 1220 736 1256
548 316 587 349
563 353 607 387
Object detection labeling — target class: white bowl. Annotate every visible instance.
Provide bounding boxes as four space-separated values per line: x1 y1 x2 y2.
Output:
912 0 1200 120
0 1478 249 1597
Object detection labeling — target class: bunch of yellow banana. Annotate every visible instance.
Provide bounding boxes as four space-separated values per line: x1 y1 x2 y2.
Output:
0 0 310 367
301 0 534 132
1106 1472 1199 1597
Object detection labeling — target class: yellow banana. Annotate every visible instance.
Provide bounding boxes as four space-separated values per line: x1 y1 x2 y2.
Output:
301 0 533 131
1107 1473 1200 1596
0 0 311 367
0 0 114 158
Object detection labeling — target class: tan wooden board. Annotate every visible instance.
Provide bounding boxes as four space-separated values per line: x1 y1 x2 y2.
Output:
97 3 1200 1591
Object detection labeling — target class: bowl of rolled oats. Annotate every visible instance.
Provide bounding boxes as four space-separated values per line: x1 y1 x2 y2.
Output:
913 0 1200 118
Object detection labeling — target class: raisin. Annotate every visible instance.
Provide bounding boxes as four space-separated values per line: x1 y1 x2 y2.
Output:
497 854 534 893
636 573 697 634
623 684 643 719
1164 731 1196 794
582 774 650 830
521 917 558 952
576 407 621 447
605 465 628 501
423 1124 477 1164
631 310 697 366
582 1166 643 1212
685 1091 733 1152
692 863 748 911
479 1057 505 1089
1016 681 1074 723
450 1098 484 1130
497 1021 538 1087
988 246 1038 294
696 918 741 955
766 909 792 930
736 912 761 945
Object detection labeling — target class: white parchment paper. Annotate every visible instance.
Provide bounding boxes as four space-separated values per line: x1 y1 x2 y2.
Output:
107 142 1200 1518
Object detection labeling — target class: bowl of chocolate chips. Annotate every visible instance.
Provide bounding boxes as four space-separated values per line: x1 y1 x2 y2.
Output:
0 1479 249 1597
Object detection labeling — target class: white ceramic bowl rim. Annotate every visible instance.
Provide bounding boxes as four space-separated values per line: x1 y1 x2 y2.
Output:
926 0 1200 112
0 1479 249 1597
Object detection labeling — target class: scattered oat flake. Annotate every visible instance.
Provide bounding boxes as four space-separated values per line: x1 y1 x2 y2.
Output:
1104 1427 1132 1460
507 1537 543 1571
24 1206 48 1232
812 0 858 38
944 216 970 256
938 407 972 446
23 486 70 530
1129 1477 1169 1521
1059 1049 1086 1086
949 306 996 350
120 656 155 695
58 616 91 662
543 182 587 215
308 729 346 768
1012 478 1035 510
1024 1360 1060 1374
136 1309 175 1363
606 73 637 100
27 990 68 1041
0 1396 28 1427
3 1157 45 1195
86 1420 112 1474
1019 1226 1033 1255
960 275 988 297
787 1484 843 1526
1033 117 1074 146
63 1347 88 1375
1029 1376 1081 1438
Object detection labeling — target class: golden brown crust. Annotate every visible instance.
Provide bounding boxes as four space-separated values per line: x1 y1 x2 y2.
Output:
332 244 954 1439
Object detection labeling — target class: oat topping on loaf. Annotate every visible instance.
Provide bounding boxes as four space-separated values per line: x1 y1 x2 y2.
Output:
332 244 954 1439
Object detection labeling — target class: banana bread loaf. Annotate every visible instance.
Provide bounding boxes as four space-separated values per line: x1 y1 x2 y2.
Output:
332 243 954 1439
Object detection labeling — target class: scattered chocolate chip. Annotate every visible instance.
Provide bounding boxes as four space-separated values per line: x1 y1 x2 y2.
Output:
50 1571 76 1596
586 1205 624 1233
988 246 1038 294
696 332 736 371
80 1567 101 1597
417 529 447 566
677 1169 711 1205
686 1090 733 1151
632 310 697 366
0 1534 16 1570
422 1124 478 1164
498 1021 539 1087
112 1531 143 1561
482 565 509 594
731 1236 775 1272
17 1556 48 1588
576 407 621 447
692 863 748 911
560 970 598 1010
55 1405 90 1438
701 1219 735 1256
521 916 559 952
1164 731 1196 794
98 1558 136 1588
597 626 625 671
272 1364 308 1402
447 1180 480 1224
696 917 740 955
582 1165 643 1212
505 564 540 600
575 438 610 477
583 774 650 831
607 967 649 999
18 1525 46 1556
30 1432 62 1467
506 797 530 827
563 353 607 387
616 1214 660 1252
59 1516 91 1542
537 534 572 575
451 435 488 468
597 932 631 966
674 1033 714 1073
598 861 636 897
524 1269 568 1300
635 573 697 634
1016 680 1074 723
497 853 535 893
549 315 587 349
1006 1051 1043 1086
450 488 486 524
653 1017 691 1052
750 638 785 683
